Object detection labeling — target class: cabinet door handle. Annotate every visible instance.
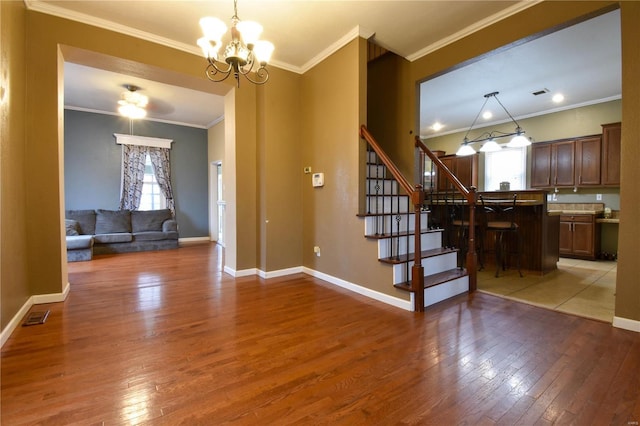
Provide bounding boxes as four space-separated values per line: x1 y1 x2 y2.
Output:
579 174 582 184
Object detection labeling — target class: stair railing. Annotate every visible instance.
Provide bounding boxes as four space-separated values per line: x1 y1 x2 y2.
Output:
360 125 426 311
414 136 477 291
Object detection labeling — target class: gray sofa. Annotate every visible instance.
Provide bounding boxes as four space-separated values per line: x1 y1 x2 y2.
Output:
65 209 179 262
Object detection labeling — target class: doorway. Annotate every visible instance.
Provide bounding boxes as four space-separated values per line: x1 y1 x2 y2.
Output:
210 161 225 246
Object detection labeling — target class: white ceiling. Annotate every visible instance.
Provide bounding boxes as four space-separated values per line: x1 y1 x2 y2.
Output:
25 1 620 131
419 9 621 139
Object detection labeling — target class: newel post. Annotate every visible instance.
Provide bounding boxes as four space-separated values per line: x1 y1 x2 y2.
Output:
466 187 478 292
412 186 425 312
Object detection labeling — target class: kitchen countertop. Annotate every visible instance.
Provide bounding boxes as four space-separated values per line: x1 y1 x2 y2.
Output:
547 203 605 216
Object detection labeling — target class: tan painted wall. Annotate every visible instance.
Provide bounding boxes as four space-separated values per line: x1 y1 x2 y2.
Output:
616 1 640 321
1 1 30 329
301 38 407 299
258 67 303 272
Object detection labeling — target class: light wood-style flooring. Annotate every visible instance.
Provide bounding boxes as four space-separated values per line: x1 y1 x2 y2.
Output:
2 242 639 425
478 257 618 323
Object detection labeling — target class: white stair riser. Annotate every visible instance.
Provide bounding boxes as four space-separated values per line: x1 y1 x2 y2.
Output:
364 212 430 235
378 232 441 259
421 277 469 308
392 252 458 284
366 179 399 195
366 196 413 214
367 150 378 164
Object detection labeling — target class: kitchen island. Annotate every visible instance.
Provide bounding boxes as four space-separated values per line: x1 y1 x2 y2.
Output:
426 189 559 274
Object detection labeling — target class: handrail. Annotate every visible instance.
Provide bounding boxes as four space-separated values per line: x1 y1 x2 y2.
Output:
360 125 425 311
414 135 477 292
360 125 423 206
414 136 472 203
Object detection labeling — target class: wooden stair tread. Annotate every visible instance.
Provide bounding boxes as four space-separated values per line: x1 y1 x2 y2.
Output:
356 210 430 218
393 268 468 292
364 229 442 239
378 247 458 264
366 194 410 198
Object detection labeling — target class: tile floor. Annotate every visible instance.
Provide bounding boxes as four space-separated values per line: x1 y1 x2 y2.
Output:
477 257 617 323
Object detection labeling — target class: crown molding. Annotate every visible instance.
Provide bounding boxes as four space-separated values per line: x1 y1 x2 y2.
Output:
25 1 211 63
407 0 543 62
64 106 210 130
298 25 375 74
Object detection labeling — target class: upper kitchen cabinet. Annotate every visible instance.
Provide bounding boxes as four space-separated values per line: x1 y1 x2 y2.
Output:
601 122 621 186
575 136 601 186
531 140 576 188
436 153 478 191
531 134 605 188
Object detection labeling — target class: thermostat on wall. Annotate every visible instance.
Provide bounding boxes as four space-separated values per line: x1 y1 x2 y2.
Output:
312 172 324 187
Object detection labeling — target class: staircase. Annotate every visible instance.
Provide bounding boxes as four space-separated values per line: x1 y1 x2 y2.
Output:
359 127 470 312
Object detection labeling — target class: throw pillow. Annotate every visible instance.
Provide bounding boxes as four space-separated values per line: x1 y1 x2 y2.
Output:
95 209 132 234
65 209 97 235
65 219 80 236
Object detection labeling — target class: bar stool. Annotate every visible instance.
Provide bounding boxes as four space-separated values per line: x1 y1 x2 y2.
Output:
479 194 522 277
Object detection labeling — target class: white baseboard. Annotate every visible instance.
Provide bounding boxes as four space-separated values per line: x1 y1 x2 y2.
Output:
613 316 640 333
224 266 258 277
303 267 413 311
179 236 210 243
32 281 70 304
259 266 304 279
1 282 71 348
223 263 411 310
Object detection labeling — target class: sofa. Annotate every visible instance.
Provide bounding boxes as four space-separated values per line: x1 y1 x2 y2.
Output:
65 209 179 262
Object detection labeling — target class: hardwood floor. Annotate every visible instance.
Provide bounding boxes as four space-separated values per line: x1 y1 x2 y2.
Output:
2 242 639 425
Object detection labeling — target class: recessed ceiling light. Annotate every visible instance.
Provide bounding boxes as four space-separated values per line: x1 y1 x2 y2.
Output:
552 93 565 103
431 122 443 131
482 111 493 120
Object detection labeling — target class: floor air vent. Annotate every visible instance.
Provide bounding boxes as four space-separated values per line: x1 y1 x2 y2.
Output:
22 310 50 326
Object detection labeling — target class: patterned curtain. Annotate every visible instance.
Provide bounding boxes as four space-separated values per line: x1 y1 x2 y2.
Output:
119 144 147 211
148 147 175 215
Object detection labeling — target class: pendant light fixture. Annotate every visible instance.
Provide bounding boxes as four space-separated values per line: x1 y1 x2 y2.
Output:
456 91 531 156
197 0 274 87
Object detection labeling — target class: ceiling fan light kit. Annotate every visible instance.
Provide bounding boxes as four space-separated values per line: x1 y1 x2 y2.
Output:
455 91 532 156
197 0 274 87
117 84 148 119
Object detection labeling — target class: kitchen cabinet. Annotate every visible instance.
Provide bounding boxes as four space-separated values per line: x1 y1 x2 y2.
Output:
531 143 552 187
575 136 601 186
531 140 575 187
436 154 478 191
559 214 600 260
530 135 601 188
601 122 621 186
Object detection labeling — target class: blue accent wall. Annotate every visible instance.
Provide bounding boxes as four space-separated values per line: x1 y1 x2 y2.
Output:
64 109 209 238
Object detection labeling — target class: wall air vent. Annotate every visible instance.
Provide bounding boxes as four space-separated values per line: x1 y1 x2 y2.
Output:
532 88 550 96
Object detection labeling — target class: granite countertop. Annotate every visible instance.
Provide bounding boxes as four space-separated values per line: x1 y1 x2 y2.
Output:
547 203 605 215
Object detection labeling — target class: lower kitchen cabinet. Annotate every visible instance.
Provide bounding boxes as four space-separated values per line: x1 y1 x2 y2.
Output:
559 214 600 260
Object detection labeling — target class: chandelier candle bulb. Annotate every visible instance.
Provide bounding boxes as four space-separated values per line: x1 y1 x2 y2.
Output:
197 0 273 87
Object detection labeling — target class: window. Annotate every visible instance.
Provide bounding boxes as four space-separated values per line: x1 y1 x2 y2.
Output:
484 146 527 191
138 154 166 210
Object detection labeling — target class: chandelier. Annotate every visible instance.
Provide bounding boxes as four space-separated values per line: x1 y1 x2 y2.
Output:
456 91 531 156
117 85 148 119
197 0 274 87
